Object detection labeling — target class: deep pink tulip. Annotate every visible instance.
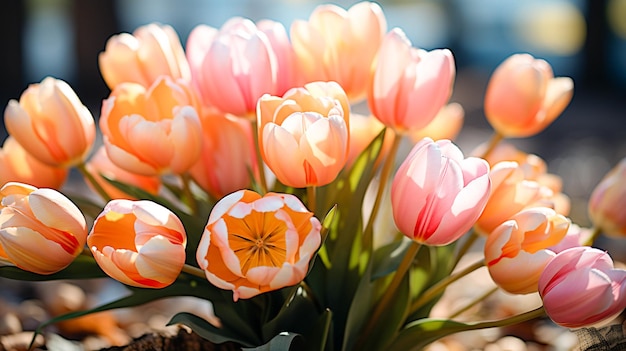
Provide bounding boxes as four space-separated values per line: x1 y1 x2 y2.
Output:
368 28 455 133
539 247 626 328
391 138 490 246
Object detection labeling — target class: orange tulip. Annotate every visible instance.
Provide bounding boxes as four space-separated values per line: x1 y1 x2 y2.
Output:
99 76 203 176
345 113 392 170
588 158 626 237
485 207 570 294
484 53 574 138
189 111 256 199
0 137 68 189
85 146 161 200
4 77 96 167
257 81 349 188
99 23 191 90
196 190 322 301
290 1 387 102
88 199 187 288
0 182 87 275
186 17 296 117
368 28 455 133
409 102 464 142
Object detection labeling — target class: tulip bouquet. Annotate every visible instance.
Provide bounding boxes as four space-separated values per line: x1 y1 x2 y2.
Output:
1 1 626 350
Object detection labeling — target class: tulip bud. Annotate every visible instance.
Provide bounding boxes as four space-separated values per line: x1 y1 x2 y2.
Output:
196 190 322 301
588 158 626 237
484 53 574 138
88 199 187 288
4 77 96 167
485 207 570 294
0 137 68 189
539 247 626 328
391 138 491 246
0 182 87 275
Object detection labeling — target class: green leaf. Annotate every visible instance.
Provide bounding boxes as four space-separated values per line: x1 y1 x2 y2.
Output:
167 312 253 347
388 318 475 350
0 254 107 281
261 286 321 340
371 236 412 280
242 332 305 351
340 262 373 351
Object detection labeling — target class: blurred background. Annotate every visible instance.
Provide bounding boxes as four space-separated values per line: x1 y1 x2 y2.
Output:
0 0 625 232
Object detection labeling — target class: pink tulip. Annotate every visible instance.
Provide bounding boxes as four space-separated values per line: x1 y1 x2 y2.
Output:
391 138 490 246
196 190 322 301
539 247 626 328
189 111 257 199
0 182 87 275
290 1 387 102
484 53 574 138
588 158 626 237
408 102 465 143
0 137 68 189
99 23 191 89
99 76 203 176
4 77 96 167
88 199 187 288
186 18 296 118
368 28 455 133
485 207 570 294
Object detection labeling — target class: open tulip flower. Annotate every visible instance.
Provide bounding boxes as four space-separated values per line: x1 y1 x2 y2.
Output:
0 182 87 275
391 138 491 246
485 207 570 294
539 247 626 328
3 77 96 168
196 190 321 301
88 199 187 289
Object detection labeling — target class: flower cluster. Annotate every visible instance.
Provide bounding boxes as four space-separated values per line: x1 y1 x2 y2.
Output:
1 2 625 350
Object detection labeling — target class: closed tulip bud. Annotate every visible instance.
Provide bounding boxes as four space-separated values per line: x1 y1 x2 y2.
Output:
99 76 203 176
485 207 570 294
539 247 626 328
391 138 491 246
99 23 191 90
4 77 96 167
291 1 387 102
189 111 257 199
368 28 455 133
0 137 68 189
589 158 626 237
0 182 87 275
257 81 349 188
85 146 160 200
186 17 296 118
196 190 322 301
484 53 573 138
88 199 187 288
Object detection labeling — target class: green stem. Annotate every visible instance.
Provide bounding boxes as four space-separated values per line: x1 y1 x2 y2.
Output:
181 263 207 280
181 173 199 216
583 226 602 246
355 241 421 350
76 162 111 202
462 306 545 330
251 119 268 194
363 131 402 249
448 286 499 319
453 230 479 267
479 131 504 160
410 258 485 314
307 185 317 215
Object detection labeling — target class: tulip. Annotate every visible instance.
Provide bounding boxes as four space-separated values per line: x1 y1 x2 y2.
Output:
0 182 87 275
345 113 392 170
368 28 455 133
0 137 68 189
99 76 203 176
539 247 626 328
88 199 187 288
391 138 491 246
186 17 296 118
474 161 558 236
4 77 96 167
290 1 387 102
85 146 160 200
196 190 322 301
485 207 570 294
484 53 574 138
588 158 626 237
257 81 349 188
409 102 465 143
189 111 256 199
99 23 191 90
